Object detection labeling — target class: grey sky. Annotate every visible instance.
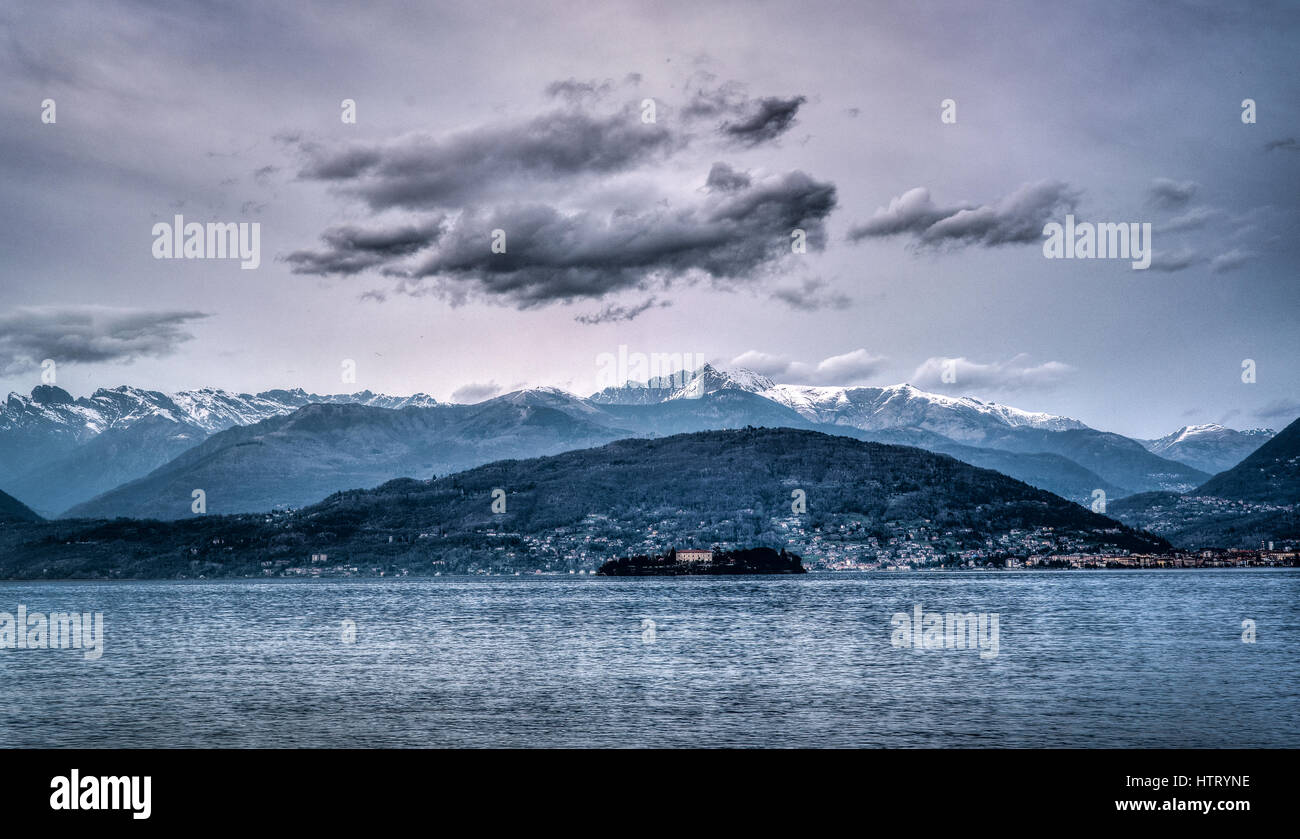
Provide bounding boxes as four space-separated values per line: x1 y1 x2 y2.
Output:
1 0 1297 438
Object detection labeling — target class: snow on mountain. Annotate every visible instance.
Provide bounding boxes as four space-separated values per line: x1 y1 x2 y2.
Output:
667 365 776 400
587 364 1084 441
1 384 439 439
489 386 607 418
1143 423 1276 475
761 383 1085 441
1147 423 1274 450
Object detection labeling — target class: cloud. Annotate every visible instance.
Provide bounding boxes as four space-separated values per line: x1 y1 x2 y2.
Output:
450 380 503 403
544 77 615 102
730 348 886 385
1149 247 1201 272
574 297 668 325
1209 248 1254 273
0 306 208 374
1264 137 1299 152
705 162 751 192
291 168 837 308
1147 178 1199 209
911 354 1075 392
769 277 850 311
848 181 1080 248
1160 206 1218 233
678 76 804 143
1255 398 1300 422
720 95 807 146
293 106 680 211
286 219 445 275
291 76 806 213
288 77 827 311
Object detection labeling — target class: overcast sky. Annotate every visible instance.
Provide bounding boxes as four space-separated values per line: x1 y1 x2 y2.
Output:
1 0 1297 438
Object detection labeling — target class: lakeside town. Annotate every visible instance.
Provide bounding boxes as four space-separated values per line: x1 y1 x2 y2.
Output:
260 509 1299 577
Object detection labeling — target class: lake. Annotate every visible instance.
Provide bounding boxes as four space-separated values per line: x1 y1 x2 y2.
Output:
1 570 1296 747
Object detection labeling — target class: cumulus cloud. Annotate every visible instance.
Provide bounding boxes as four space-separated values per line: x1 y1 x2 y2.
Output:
847 181 1080 248
450 380 504 403
730 348 886 385
1147 178 1199 209
291 168 837 308
0 306 208 374
911 354 1075 392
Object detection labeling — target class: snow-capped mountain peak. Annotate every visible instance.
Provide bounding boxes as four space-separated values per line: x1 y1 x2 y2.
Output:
760 381 1085 441
0 385 441 439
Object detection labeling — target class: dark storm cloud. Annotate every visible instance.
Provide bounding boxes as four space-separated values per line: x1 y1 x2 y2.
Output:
721 96 807 146
293 76 807 212
293 106 680 211
574 297 668 325
402 169 837 306
705 162 752 191
1147 178 1199 208
290 169 837 308
0 306 208 373
679 75 806 146
848 181 1080 248
286 219 445 276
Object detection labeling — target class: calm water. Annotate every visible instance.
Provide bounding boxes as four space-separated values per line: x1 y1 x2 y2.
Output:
1 570 1297 748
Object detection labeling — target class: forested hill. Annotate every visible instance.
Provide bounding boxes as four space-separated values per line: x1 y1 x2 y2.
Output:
0 427 1168 578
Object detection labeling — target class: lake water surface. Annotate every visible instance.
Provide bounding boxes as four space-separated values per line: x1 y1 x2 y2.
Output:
1 570 1297 747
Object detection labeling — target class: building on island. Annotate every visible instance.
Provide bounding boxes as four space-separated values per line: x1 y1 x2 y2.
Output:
676 549 713 563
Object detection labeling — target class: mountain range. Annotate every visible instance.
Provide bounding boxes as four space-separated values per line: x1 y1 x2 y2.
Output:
0 366 1288 544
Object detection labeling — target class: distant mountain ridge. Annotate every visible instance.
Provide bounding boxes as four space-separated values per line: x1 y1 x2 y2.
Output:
0 384 439 515
2 364 1282 522
1142 423 1275 475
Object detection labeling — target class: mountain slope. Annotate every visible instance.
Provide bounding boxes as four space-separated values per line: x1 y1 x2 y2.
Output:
974 427 1209 494
65 400 630 520
0 488 43 523
7 415 208 517
1194 416 1300 503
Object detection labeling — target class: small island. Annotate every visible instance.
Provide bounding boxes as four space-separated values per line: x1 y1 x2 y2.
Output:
596 547 807 576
